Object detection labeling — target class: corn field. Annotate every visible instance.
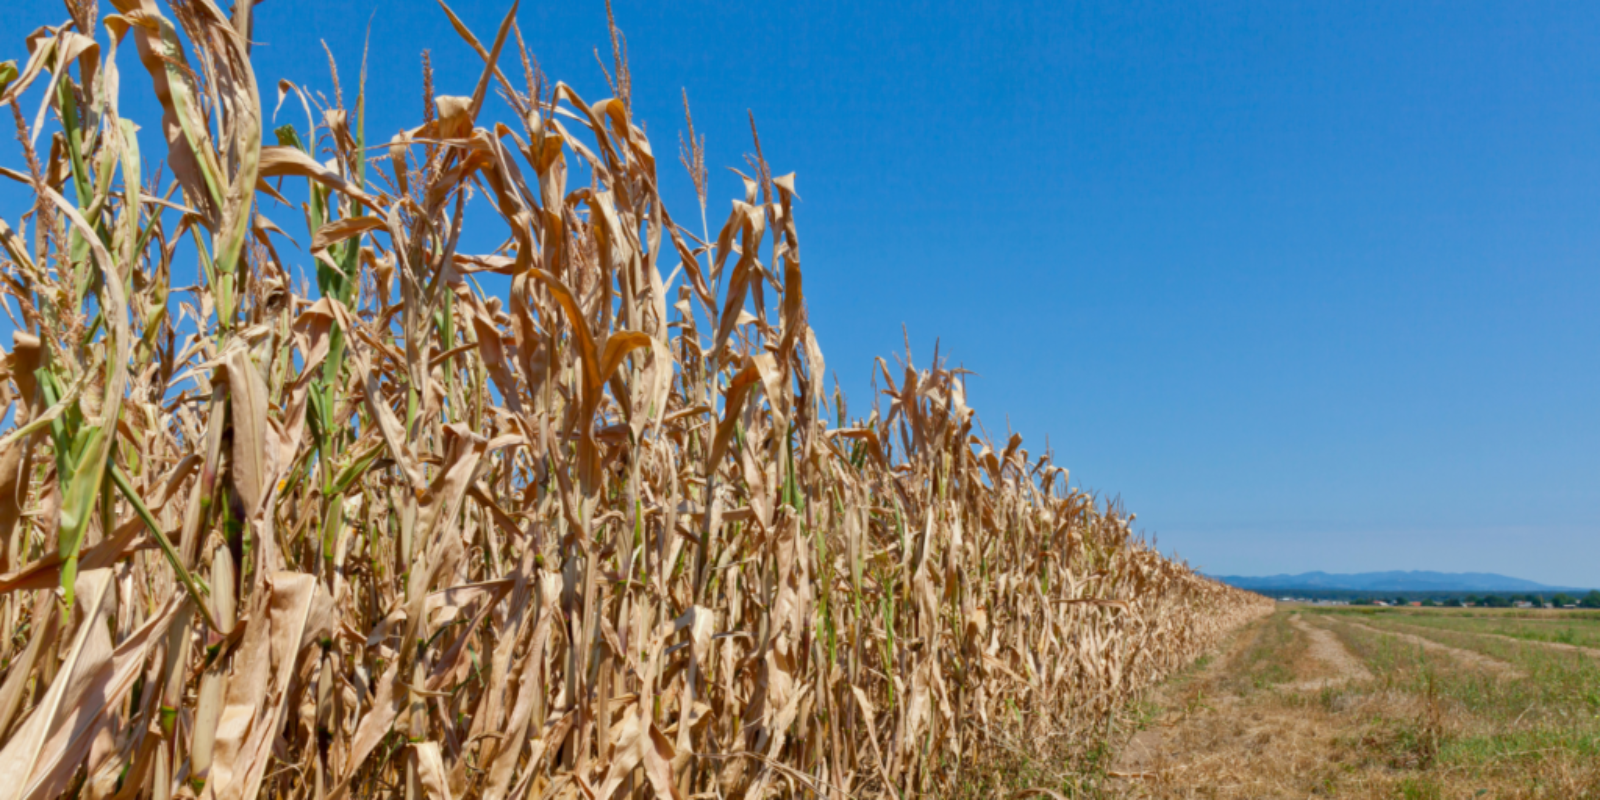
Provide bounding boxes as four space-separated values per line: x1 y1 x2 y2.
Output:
0 2 1272 798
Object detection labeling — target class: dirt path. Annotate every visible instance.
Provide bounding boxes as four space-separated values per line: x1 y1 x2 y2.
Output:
1286 615 1371 689
1336 619 1526 678
1108 614 1377 797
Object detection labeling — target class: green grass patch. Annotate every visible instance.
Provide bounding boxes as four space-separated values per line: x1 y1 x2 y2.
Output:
1218 611 1301 693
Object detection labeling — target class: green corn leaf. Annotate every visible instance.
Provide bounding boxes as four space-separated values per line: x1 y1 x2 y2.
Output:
110 465 217 631
56 426 110 608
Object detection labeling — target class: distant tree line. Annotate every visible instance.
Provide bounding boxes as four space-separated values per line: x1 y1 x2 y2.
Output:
1340 590 1600 608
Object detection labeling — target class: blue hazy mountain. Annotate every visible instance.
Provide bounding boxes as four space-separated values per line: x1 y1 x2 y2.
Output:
1211 571 1588 593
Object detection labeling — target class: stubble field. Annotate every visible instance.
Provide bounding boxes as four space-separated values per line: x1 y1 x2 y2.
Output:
1105 605 1600 799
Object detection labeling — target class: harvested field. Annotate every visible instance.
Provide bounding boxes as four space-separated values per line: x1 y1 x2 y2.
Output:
1336 618 1525 680
0 3 1271 799
1367 610 1600 657
1107 605 1600 798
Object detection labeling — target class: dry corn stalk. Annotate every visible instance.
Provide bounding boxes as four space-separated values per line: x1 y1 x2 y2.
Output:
0 3 1272 798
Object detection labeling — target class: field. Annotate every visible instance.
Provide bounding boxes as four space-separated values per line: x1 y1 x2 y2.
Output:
1106 604 1600 799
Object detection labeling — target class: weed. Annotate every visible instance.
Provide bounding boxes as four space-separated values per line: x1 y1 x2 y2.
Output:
1397 776 1442 800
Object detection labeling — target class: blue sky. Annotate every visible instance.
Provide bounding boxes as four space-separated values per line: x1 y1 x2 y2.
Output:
3 0 1597 586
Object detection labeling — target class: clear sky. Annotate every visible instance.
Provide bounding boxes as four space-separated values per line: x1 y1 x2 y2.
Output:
3 1 1597 586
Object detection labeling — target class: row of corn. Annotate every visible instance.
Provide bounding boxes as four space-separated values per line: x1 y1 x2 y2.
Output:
0 2 1272 798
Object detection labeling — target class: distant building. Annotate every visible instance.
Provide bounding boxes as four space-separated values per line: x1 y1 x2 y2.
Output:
1409 601 1422 607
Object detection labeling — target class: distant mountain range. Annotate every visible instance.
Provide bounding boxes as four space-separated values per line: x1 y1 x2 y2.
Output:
1211 571 1590 593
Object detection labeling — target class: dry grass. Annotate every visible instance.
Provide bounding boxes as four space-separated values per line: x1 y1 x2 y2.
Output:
0 3 1270 798
1110 607 1600 799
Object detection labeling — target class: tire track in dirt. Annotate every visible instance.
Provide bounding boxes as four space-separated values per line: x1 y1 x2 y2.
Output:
1286 615 1371 690
1337 618 1526 679
1111 613 1377 796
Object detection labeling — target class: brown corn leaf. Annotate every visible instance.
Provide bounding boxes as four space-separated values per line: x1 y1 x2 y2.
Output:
224 348 271 519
